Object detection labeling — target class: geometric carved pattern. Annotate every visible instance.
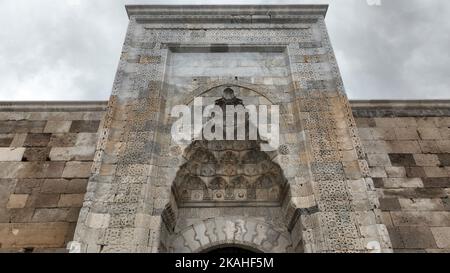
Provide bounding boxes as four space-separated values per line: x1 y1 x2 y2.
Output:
173 139 287 207
173 92 287 207
169 217 293 253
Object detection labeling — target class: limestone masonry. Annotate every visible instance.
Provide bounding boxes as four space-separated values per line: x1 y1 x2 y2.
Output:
0 5 449 253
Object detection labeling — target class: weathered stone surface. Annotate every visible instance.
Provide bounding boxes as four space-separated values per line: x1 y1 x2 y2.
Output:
44 121 72 133
0 223 71 248
0 148 25 161
379 198 401 211
22 148 51 162
0 104 103 252
390 211 450 227
69 121 100 133
431 227 450 249
49 147 95 161
23 133 51 147
58 194 84 207
1 5 449 254
397 226 437 249
27 193 60 208
6 194 29 209
389 154 417 167
14 179 42 194
62 162 92 178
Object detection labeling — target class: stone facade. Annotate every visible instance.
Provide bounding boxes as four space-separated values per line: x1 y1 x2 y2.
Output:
0 5 448 253
0 102 105 252
0 100 449 253
353 101 450 253
72 5 388 253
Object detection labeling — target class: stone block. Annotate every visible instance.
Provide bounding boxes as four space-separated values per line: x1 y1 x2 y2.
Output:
357 128 372 140
23 133 51 147
418 141 440 154
422 178 450 188
10 134 27 147
6 194 29 209
395 117 418 128
75 133 98 147
388 141 421 154
436 140 450 153
58 194 84 207
32 208 71 222
374 118 397 128
431 227 450 249
0 135 13 147
362 140 390 154
14 179 42 194
48 133 77 147
22 148 51 161
386 227 404 249
8 208 35 223
372 128 396 140
423 167 448 178
380 212 393 227
44 121 72 133
398 226 437 249
391 211 450 227
405 167 426 178
395 128 419 140
383 178 423 188
437 154 450 166
389 154 416 167
385 167 406 178
41 179 68 193
0 148 25 161
439 128 450 139
19 162 65 178
28 193 60 208
413 154 440 167
0 222 70 248
86 212 110 229
62 162 92 178
49 147 95 161
416 117 439 128
0 162 26 178
370 167 387 178
399 198 445 211
69 121 100 133
372 178 384 188
379 198 401 211
11 121 46 133
355 118 376 128
417 127 441 140
367 154 391 167
66 179 88 194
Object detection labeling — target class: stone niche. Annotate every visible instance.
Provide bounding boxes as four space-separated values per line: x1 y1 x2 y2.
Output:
72 5 392 253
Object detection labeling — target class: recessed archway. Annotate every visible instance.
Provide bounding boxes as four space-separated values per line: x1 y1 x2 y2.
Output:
160 86 301 253
201 244 261 254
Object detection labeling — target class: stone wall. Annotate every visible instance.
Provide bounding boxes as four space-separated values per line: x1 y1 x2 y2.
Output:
0 100 449 253
0 102 106 252
353 101 450 253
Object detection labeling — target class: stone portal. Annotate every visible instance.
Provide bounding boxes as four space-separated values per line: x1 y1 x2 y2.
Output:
72 5 392 253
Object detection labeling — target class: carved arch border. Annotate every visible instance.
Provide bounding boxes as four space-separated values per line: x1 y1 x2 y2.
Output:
175 80 283 106
168 217 293 253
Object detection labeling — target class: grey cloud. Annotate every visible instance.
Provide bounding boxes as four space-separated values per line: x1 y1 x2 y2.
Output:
0 0 448 100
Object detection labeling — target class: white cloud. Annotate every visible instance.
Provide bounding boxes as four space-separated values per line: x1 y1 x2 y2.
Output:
0 0 448 100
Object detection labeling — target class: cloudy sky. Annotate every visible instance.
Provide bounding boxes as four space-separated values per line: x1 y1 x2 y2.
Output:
0 0 449 101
